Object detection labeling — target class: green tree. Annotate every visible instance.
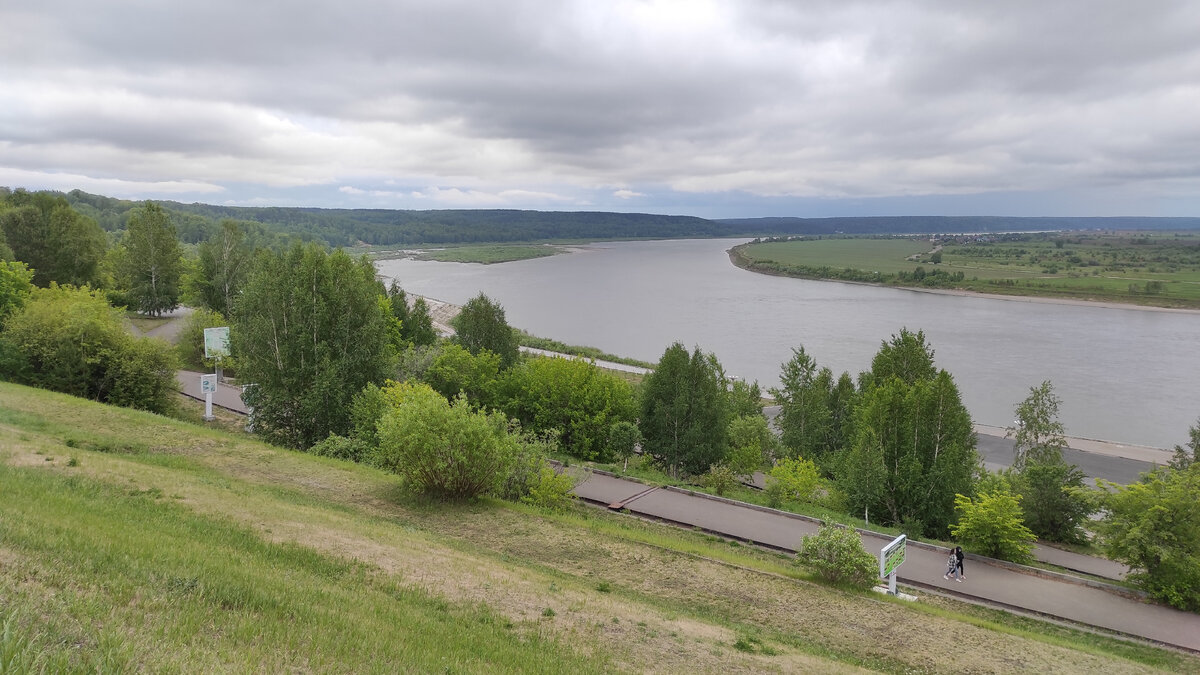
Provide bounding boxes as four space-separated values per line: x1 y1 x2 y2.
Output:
497 355 637 461
0 193 106 287
0 261 34 323
373 381 518 499
386 280 411 334
950 488 1036 564
0 284 177 413
349 382 390 451
0 214 12 262
187 219 251 316
840 368 978 538
727 378 764 418
826 371 859 460
796 523 877 587
765 457 821 506
453 293 519 368
1005 380 1092 542
639 343 730 477
383 284 438 348
233 243 392 450
1013 461 1093 544
772 347 831 460
122 202 183 316
1008 380 1068 469
727 413 778 476
1168 417 1200 470
607 420 641 471
406 296 438 347
423 342 502 407
1094 462 1200 611
865 328 937 387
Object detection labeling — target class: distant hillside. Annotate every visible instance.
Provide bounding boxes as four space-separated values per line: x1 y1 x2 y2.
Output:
60 189 735 247
718 215 1200 234
26 189 1200 249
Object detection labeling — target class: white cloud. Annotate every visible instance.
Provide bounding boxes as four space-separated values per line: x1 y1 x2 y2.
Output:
613 189 645 199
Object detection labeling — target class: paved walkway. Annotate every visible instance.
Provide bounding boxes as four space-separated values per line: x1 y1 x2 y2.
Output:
572 470 1200 652
974 423 1173 464
177 369 249 414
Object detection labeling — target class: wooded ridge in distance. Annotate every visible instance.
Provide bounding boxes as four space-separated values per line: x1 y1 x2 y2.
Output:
36 188 1200 249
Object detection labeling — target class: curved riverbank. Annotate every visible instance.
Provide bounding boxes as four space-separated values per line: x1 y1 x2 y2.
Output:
727 243 1200 314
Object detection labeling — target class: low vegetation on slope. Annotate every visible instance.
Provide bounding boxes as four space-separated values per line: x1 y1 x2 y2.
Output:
0 382 1194 673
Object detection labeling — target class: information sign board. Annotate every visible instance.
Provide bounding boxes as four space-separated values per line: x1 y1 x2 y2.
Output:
203 327 231 359
880 534 906 578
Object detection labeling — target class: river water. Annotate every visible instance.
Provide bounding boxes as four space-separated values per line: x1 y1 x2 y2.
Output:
376 238 1200 449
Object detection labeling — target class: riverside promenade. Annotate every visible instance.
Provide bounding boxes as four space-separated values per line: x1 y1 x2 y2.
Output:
573 469 1200 652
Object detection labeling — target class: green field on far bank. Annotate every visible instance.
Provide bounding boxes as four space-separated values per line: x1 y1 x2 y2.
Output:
1 382 1191 673
731 232 1200 309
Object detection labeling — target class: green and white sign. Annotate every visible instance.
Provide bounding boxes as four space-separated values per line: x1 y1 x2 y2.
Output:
880 534 906 578
203 326 231 359
879 534 906 596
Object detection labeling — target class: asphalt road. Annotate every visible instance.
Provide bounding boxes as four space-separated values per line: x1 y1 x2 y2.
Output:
975 433 1156 485
574 470 1200 652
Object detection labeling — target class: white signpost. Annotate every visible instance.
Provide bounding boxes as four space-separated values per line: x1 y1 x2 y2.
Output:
200 374 218 421
880 534 906 596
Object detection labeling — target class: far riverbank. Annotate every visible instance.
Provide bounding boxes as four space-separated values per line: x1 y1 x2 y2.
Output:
727 243 1200 313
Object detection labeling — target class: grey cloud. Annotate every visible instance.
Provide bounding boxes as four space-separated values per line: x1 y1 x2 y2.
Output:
2 0 1199 212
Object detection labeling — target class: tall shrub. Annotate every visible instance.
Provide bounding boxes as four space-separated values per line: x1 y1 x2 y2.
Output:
1 284 177 413
373 382 517 499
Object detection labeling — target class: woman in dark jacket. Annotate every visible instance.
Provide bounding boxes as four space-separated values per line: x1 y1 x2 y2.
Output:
955 546 965 581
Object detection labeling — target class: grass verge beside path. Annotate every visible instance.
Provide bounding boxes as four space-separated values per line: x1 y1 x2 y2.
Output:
1 382 1195 673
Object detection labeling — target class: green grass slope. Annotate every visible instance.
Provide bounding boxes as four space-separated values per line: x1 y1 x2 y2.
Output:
0 382 1193 673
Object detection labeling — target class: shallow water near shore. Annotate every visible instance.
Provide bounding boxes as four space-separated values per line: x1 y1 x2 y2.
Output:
377 238 1200 449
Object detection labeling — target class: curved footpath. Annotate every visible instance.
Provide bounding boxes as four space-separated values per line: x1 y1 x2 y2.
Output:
573 469 1200 652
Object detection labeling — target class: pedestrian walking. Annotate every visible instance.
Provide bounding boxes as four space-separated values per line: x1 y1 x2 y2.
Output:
955 545 965 582
943 550 957 580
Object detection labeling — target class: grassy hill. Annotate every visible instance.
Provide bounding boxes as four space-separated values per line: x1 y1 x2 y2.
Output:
0 382 1193 673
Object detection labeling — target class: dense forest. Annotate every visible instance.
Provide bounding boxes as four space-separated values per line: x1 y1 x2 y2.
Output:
58 189 735 247
6 187 1200 249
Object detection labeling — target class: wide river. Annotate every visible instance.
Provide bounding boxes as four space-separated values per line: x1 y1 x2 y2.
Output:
376 238 1200 450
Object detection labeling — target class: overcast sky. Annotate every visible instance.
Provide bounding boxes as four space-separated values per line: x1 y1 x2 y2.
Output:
2 1 1199 218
